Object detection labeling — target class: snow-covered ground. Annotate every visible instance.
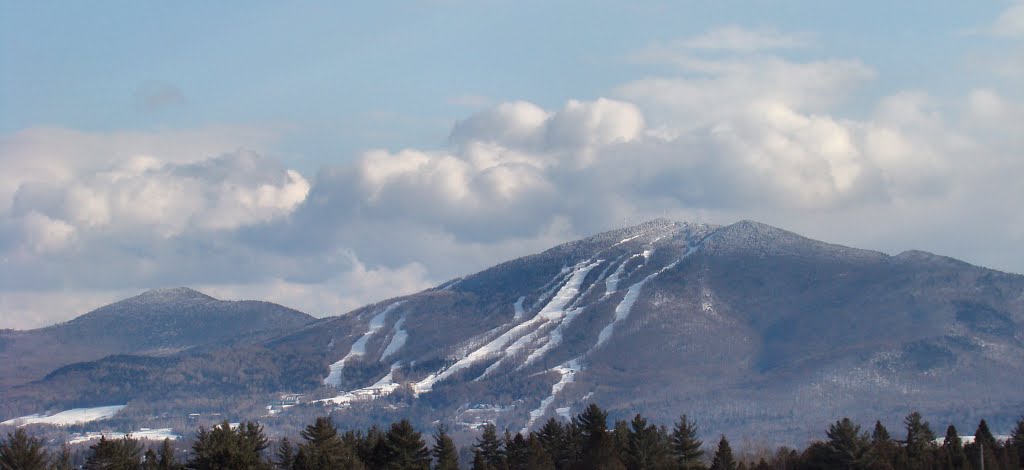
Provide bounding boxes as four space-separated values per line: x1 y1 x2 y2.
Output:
2 405 126 427
415 260 600 392
522 360 580 433
324 301 405 386
317 366 402 405
67 428 180 444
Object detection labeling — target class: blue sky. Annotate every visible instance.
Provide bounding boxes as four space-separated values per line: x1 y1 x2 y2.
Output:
2 1 1024 327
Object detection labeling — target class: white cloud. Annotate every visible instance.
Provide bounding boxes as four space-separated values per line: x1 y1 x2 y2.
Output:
989 1 1024 37
4 24 1024 329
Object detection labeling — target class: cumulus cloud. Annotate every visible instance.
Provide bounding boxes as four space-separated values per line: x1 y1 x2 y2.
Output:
3 25 1024 328
988 1 1024 37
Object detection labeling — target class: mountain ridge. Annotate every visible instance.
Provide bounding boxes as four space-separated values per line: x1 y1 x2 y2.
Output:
2 219 1021 445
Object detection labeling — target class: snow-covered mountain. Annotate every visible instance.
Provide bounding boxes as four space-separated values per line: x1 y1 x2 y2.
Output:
4 220 1023 444
0 287 314 390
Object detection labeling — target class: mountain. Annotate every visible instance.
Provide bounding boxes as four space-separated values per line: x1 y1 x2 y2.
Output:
0 287 315 390
3 220 1022 445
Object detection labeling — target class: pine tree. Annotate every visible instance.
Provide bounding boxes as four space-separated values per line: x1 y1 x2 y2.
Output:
431 426 459 470
524 435 554 470
576 403 621 469
624 414 664 470
537 418 568 468
471 450 491 470
709 436 736 470
824 417 871 469
0 428 49 470
903 412 936 469
1011 416 1024 469
157 438 182 470
85 434 144 470
275 438 294 470
871 421 890 443
671 414 705 469
505 433 529 470
187 421 272 470
941 425 965 470
383 419 430 470
294 416 362 470
473 424 505 469
869 421 896 470
145 448 160 470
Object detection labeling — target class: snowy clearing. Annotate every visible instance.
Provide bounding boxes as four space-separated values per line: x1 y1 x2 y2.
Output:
2 405 126 427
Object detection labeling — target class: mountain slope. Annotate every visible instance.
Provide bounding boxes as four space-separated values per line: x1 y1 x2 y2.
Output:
6 220 1022 444
0 287 315 390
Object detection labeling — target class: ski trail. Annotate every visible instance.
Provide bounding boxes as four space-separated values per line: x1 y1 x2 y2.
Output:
381 313 408 360
513 297 526 321
318 363 402 405
417 260 599 392
595 242 703 349
522 359 580 434
324 301 404 386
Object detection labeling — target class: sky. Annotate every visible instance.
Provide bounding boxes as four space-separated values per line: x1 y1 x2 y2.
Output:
2 1 1024 328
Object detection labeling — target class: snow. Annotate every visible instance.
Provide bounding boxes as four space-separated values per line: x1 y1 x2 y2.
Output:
324 301 405 386
596 242 700 348
603 254 642 297
513 297 526 321
2 405 126 427
67 428 179 444
317 365 402 405
522 360 580 433
381 314 408 360
932 435 1011 445
416 260 599 392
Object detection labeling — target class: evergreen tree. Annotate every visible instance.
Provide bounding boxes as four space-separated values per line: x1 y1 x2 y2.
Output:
431 426 459 470
1011 416 1024 469
50 444 74 470
576 404 622 469
671 414 705 469
903 412 936 469
294 416 362 470
0 428 49 470
941 425 965 470
85 435 144 470
965 419 1000 470
187 421 272 470
624 414 664 470
505 433 529 470
145 448 160 470
383 419 430 470
473 424 505 469
537 418 570 468
871 421 890 443
157 438 182 470
709 436 736 470
471 450 491 470
869 421 896 470
275 438 294 470
823 418 871 469
524 435 555 470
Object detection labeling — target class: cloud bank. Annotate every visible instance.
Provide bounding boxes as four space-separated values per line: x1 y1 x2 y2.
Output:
2 24 1023 328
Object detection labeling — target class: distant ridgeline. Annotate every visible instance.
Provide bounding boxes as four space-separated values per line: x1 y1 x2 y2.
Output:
2 219 1023 446
2 403 1023 470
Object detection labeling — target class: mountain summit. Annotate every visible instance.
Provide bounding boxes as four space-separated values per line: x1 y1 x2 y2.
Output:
3 220 1022 444
0 288 314 390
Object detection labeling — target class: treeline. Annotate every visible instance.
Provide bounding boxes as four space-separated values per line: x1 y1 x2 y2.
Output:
2 404 1024 469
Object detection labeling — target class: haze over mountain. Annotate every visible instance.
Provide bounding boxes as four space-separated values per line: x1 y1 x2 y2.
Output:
2 220 1021 444
0 287 314 389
